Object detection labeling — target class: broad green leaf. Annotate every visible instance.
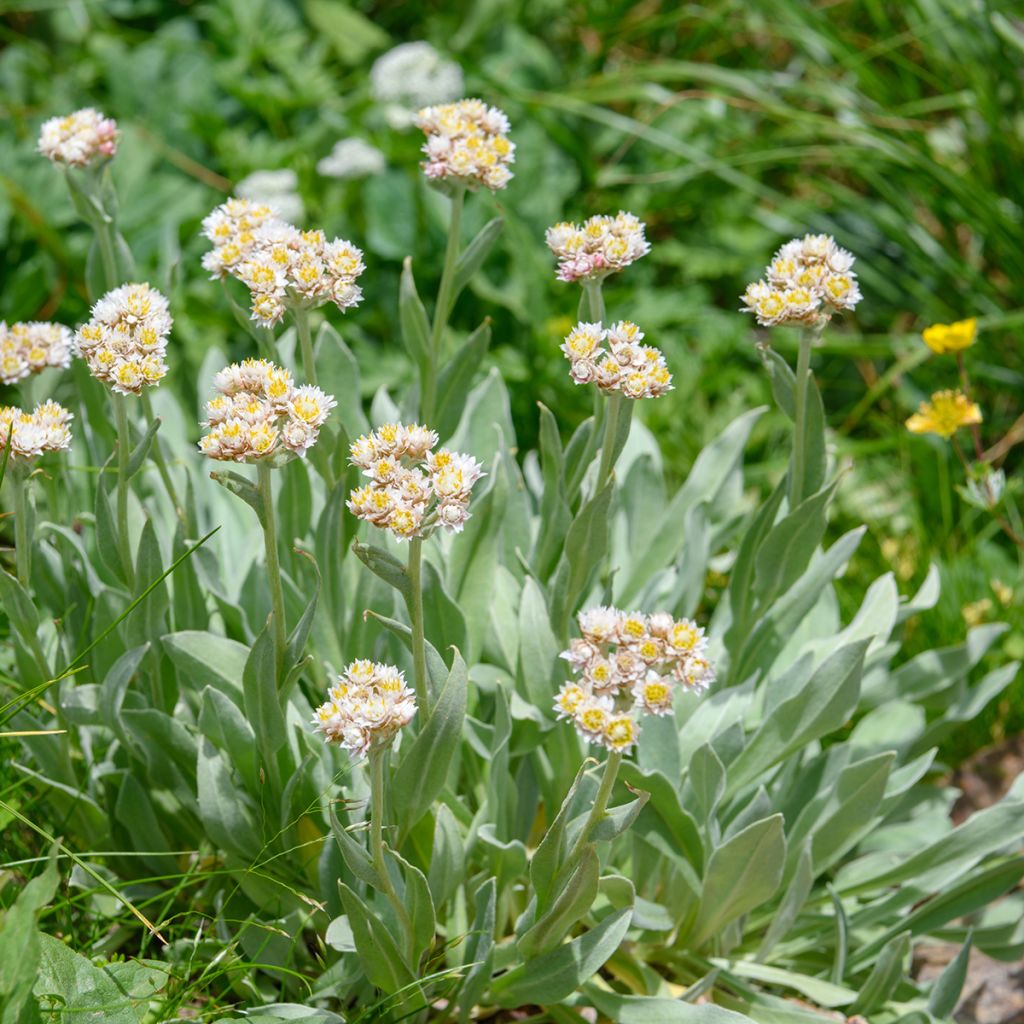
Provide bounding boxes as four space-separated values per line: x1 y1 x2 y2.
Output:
328 805 385 891
690 815 786 947
489 907 632 1008
337 883 416 995
352 540 411 603
717 960 856 1008
727 640 868 794
198 686 258 796
163 630 247 700
457 878 496 1024
389 848 436 966
518 844 600 958
516 574 560 709
399 256 431 372
243 623 287 756
450 217 504 311
435 319 492 440
427 802 465 909
531 760 591 912
756 841 813 962
196 737 261 859
392 650 468 834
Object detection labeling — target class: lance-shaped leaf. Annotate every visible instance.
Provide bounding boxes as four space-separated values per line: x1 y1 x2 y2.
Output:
518 844 601 958
243 621 287 756
457 878 496 1023
352 540 411 603
399 256 431 373
489 907 632 1008
392 649 467 834
210 468 264 524
448 217 504 314
338 882 416 994
435 318 492 441
690 814 786 948
848 931 910 1015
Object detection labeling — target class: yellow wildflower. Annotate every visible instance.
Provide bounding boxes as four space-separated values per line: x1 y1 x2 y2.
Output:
905 389 982 439
921 317 977 355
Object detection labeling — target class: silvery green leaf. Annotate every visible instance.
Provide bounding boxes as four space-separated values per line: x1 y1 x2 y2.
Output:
337 882 415 994
449 217 504 313
518 843 600 958
848 931 910 1015
351 540 411 603
928 931 972 1017
488 907 632 1008
690 814 786 948
435 319 492 441
392 649 468 835
399 256 431 373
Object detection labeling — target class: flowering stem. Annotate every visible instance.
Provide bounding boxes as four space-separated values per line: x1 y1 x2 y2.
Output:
423 186 465 424
560 750 622 884
405 536 430 714
581 277 606 324
257 461 287 678
293 308 318 387
140 391 186 528
789 327 815 509
113 395 135 587
12 467 32 589
369 747 416 966
95 216 120 296
596 392 629 487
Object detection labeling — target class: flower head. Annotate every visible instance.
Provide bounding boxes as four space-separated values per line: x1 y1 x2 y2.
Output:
557 606 713 755
199 358 335 462
561 320 672 400
38 108 118 167
0 322 73 385
413 99 514 191
905 389 982 440
74 283 172 395
741 234 861 328
200 198 365 327
0 401 73 461
546 212 650 283
922 317 977 355
347 423 484 541
312 660 417 757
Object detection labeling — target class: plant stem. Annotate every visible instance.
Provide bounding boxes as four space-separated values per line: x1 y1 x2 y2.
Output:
369 748 416 966
406 536 430 714
257 461 287 678
294 308 318 387
422 187 465 425
596 392 627 486
558 749 623 886
581 277 606 324
956 352 985 460
140 391 186 529
789 326 815 509
12 467 32 588
113 395 135 587
95 217 120 296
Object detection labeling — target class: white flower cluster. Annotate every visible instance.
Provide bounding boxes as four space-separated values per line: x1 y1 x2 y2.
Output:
0 401 73 461
38 108 118 167
561 320 672 399
347 423 485 541
198 358 336 462
317 138 387 180
414 99 515 192
0 322 73 385
201 198 365 328
371 42 464 126
74 283 172 396
740 234 862 328
555 606 715 754
312 660 417 758
545 212 650 283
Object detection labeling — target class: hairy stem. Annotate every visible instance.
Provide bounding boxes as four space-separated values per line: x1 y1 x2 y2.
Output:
113 395 135 587
257 461 287 679
560 750 622 883
369 748 417 966
140 391 186 529
294 308 318 387
789 327 815 509
422 187 465 425
12 467 32 589
406 535 430 714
